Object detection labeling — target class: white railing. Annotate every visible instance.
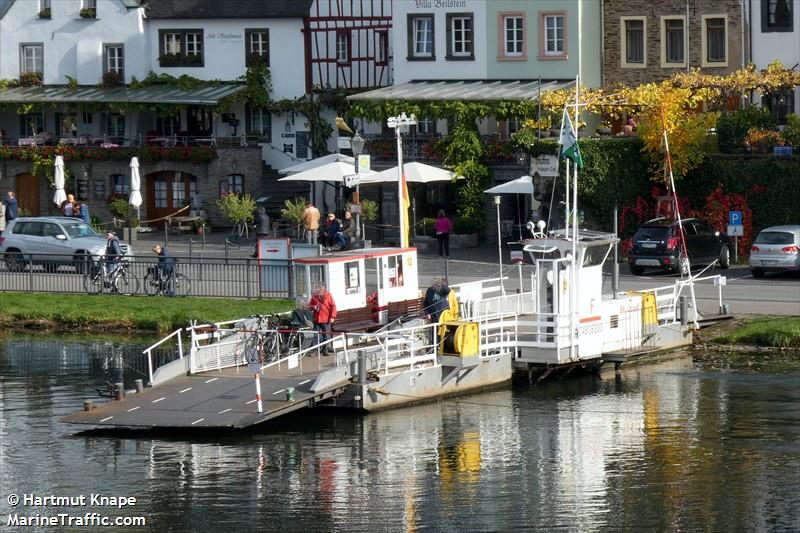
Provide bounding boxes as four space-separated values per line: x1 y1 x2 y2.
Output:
643 273 726 324
143 328 184 386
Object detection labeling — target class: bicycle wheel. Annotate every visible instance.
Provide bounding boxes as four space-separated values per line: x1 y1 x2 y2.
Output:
83 271 103 294
143 272 160 296
172 273 191 297
114 271 140 296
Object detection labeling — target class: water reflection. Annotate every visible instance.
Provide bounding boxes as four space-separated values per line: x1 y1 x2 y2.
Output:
0 337 798 532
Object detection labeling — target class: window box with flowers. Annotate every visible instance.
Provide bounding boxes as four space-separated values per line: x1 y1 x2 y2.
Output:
38 8 51 18
19 72 43 86
79 7 96 18
158 53 181 67
101 71 123 87
246 53 267 68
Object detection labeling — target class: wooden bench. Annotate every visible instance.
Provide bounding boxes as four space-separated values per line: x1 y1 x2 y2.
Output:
167 216 199 234
388 297 425 322
336 305 380 333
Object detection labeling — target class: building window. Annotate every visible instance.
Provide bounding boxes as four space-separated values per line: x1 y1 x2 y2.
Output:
408 14 434 60
159 29 204 67
20 44 43 75
111 174 129 197
446 13 474 59
83 0 96 8
661 16 685 66
702 16 727 66
105 113 125 140
762 0 793 32
81 0 96 17
387 255 404 287
539 13 567 59
501 14 525 57
156 115 180 136
416 117 436 135
345 261 360 293
246 106 271 142
226 174 244 195
336 31 351 64
376 30 388 65
507 118 521 134
20 113 45 137
245 29 269 67
103 44 124 76
621 17 646 67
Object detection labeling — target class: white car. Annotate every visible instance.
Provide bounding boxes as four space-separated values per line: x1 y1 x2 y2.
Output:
749 225 800 278
0 217 132 273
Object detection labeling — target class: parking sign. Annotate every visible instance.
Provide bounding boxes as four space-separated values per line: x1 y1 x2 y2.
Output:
729 211 742 226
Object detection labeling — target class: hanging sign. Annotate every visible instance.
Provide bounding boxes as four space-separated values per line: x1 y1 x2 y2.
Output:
357 154 371 173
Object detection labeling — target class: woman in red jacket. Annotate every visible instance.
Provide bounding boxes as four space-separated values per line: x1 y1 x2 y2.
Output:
309 284 337 354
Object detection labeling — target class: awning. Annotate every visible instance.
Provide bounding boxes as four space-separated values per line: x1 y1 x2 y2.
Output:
0 84 246 105
347 79 574 102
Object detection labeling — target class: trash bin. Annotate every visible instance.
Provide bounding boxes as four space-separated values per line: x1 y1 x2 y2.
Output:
285 387 295 402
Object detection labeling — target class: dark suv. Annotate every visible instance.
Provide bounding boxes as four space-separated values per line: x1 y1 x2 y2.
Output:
627 218 731 276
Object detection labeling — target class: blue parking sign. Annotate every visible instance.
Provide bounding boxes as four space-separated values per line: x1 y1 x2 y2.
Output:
729 211 742 226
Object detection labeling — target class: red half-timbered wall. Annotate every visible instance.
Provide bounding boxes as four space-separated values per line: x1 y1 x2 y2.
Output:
304 0 393 92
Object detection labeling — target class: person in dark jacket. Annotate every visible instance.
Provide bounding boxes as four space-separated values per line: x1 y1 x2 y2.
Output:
252 207 271 257
423 277 451 323
152 244 176 296
5 191 18 223
321 213 341 250
336 211 356 250
105 230 123 275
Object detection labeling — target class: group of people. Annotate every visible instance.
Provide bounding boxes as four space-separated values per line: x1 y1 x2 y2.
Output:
302 203 356 251
61 194 91 224
0 191 18 234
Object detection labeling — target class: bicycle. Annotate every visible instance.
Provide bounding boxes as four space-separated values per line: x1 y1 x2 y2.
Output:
143 266 191 297
243 314 292 367
83 260 139 295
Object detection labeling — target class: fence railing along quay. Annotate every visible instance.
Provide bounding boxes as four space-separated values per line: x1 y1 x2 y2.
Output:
0 252 292 299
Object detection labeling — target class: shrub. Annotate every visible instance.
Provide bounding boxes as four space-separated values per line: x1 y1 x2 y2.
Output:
717 107 776 153
217 193 256 237
19 72 42 86
79 7 95 18
108 198 130 220
359 198 379 222
102 71 123 87
454 216 483 234
744 128 784 153
415 217 437 237
780 114 800 149
280 197 307 237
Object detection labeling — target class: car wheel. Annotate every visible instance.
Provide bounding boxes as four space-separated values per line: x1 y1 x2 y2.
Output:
4 250 25 272
718 246 730 269
751 269 765 278
678 254 690 277
629 265 645 276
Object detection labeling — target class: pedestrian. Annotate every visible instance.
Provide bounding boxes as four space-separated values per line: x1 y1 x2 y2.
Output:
434 209 453 258
5 191 18 224
252 206 270 257
423 277 452 323
338 211 356 249
105 230 122 276
309 284 337 354
62 194 75 217
321 213 341 250
79 203 90 225
0 201 5 235
302 202 320 244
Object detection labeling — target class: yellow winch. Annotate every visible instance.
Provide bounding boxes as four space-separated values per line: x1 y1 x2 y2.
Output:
438 321 480 357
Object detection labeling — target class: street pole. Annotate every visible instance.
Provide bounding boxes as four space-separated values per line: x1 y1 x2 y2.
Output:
351 131 365 248
387 113 417 248
495 195 504 294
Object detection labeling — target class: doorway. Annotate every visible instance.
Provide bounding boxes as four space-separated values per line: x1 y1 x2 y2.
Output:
16 173 40 216
145 171 197 224
187 107 212 138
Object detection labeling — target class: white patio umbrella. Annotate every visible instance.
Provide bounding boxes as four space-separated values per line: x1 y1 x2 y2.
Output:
52 155 67 207
485 175 535 242
277 161 378 183
129 156 143 220
278 153 355 175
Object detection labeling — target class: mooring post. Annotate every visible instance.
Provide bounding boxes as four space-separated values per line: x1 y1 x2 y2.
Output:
680 296 688 326
83 400 94 411
612 206 619 299
114 383 124 401
358 349 367 385
134 379 144 393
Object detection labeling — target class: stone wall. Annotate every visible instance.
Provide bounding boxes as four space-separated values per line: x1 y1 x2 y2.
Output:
0 146 264 229
603 0 745 86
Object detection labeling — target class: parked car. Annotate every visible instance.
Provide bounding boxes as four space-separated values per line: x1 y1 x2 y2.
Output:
627 218 731 276
0 217 132 273
749 225 800 278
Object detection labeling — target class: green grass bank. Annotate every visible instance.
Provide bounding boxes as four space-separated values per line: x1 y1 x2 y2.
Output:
0 293 294 335
711 316 800 348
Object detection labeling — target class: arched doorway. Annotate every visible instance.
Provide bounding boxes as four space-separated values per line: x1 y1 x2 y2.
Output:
16 173 40 216
146 171 197 225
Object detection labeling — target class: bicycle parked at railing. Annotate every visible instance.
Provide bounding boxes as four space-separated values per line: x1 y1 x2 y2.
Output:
243 314 298 367
83 259 139 295
143 265 191 297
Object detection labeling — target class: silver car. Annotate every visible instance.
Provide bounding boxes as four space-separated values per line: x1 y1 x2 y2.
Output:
749 225 800 278
0 217 132 273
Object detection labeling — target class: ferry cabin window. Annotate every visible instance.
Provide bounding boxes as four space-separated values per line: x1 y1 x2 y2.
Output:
345 261 360 294
387 255 404 287
582 245 611 267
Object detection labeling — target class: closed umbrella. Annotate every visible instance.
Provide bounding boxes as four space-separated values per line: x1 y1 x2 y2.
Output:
53 155 67 207
129 156 142 220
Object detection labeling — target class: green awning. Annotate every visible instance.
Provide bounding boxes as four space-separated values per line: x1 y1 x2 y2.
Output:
347 79 574 102
0 84 246 105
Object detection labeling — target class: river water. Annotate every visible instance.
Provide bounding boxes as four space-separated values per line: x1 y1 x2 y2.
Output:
1 336 798 532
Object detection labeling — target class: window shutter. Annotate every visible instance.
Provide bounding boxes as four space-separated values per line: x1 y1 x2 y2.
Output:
245 105 252 135
446 15 453 57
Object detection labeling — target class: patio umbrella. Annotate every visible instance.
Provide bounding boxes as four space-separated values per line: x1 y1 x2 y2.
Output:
485 175 535 241
277 161 378 183
278 154 356 175
369 162 462 238
129 156 142 220
52 155 67 207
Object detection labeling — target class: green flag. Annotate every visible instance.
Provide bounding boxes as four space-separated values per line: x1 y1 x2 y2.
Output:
558 109 584 168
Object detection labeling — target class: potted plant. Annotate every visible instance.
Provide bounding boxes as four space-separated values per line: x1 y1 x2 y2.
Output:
217 192 255 238
280 197 307 239
19 72 42 86
79 7 96 18
596 119 612 136
101 71 123 87
38 7 51 18
108 198 130 227
159 53 180 67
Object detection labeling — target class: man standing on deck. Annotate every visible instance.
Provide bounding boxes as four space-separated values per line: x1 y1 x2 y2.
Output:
302 202 320 244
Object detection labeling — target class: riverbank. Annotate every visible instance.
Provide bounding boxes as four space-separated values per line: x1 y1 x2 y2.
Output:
0 293 293 334
703 315 800 349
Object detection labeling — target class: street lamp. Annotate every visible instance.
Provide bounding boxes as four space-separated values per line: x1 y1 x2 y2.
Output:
494 195 504 293
350 130 365 247
386 112 417 247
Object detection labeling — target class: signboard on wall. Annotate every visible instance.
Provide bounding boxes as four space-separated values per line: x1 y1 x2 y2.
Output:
531 155 559 177
296 132 310 159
